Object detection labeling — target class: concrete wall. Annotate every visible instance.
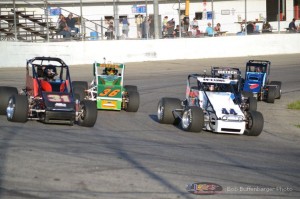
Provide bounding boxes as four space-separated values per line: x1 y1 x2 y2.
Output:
1 33 300 68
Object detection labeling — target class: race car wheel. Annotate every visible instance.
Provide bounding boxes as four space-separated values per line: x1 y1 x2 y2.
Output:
125 91 140 112
266 86 276 103
270 81 282 99
124 85 138 92
0 86 18 115
77 100 98 127
181 106 204 132
247 96 257 111
6 94 28 123
241 91 253 98
245 111 264 136
157 98 181 124
72 81 88 101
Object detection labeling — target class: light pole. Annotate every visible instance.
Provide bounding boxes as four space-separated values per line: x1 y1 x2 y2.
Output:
178 0 181 38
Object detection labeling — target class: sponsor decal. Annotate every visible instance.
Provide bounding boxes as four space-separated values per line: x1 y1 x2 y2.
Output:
54 103 67 107
186 182 223 195
249 84 259 89
217 70 238 74
101 100 117 108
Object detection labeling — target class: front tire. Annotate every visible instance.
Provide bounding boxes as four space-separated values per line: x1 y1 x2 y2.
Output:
247 96 257 111
125 91 140 112
181 106 204 132
157 98 181 124
266 86 276 103
77 100 98 127
6 94 28 123
245 111 264 136
0 86 18 115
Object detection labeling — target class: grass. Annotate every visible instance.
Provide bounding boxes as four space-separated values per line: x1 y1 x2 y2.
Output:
287 100 300 110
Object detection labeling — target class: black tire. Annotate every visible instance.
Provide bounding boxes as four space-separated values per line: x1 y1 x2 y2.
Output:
245 111 264 136
6 94 28 123
241 91 253 98
0 86 18 115
124 85 138 92
247 96 257 111
73 86 86 101
270 81 282 99
157 97 181 124
77 100 98 127
125 91 140 112
181 106 204 132
266 86 276 103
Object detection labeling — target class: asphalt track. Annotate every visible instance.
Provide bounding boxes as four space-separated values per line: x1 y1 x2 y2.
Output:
0 54 299 199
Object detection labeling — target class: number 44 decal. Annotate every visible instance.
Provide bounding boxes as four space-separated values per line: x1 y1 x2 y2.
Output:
222 108 237 115
99 88 120 97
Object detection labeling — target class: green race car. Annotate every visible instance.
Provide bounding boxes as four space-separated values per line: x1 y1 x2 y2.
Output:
72 62 139 112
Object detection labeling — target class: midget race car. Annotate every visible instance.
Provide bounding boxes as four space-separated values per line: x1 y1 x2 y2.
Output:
72 61 139 112
211 66 257 111
0 57 97 127
242 60 282 103
157 73 264 136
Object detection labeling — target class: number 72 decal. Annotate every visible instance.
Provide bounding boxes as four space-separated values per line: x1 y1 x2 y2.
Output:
99 88 121 97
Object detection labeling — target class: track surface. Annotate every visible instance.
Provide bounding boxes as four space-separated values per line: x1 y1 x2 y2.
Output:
0 54 299 199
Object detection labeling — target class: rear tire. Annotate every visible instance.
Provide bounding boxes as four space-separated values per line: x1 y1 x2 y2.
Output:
157 98 181 124
72 81 88 101
266 86 276 103
245 111 264 136
124 85 138 92
181 106 204 132
125 91 140 112
270 81 282 99
77 100 98 127
0 86 18 115
6 94 28 123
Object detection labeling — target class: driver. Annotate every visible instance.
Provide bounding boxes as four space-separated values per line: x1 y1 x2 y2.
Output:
103 67 118 75
44 65 57 81
208 84 215 91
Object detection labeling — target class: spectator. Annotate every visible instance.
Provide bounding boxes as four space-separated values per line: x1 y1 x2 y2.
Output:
206 22 214 36
166 18 175 38
214 23 221 32
105 21 114 40
66 13 79 35
190 17 198 30
288 18 297 33
195 26 201 37
173 25 180 37
262 21 272 33
183 16 190 32
135 14 143 38
121 17 130 39
162 16 168 36
246 21 254 34
57 15 71 38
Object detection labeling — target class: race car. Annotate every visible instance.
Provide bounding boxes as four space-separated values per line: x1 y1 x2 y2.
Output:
72 61 139 112
211 66 257 111
157 73 264 136
0 57 97 127
242 60 282 103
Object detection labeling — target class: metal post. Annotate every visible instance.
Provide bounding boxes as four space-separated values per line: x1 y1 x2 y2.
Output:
146 0 148 39
45 0 49 42
153 0 159 39
245 0 247 35
113 0 119 40
211 0 214 37
101 17 104 40
278 0 281 34
178 0 181 38
13 0 17 40
80 0 84 40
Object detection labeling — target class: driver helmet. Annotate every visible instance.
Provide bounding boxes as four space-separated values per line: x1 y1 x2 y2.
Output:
208 84 215 91
44 66 56 80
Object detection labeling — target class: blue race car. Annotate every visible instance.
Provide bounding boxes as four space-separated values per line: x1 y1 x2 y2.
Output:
242 60 282 103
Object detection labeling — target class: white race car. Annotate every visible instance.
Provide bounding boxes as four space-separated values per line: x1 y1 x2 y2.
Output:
157 74 264 136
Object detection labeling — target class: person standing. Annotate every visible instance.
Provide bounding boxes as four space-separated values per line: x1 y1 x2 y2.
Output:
121 17 130 39
135 14 143 38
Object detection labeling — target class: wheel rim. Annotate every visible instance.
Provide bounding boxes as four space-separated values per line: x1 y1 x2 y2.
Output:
6 98 15 120
182 109 191 129
247 113 253 129
157 103 164 121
